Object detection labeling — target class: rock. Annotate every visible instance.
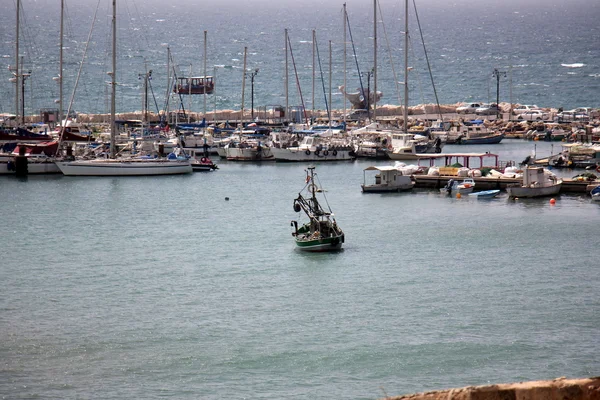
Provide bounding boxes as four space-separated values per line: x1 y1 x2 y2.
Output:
382 377 600 400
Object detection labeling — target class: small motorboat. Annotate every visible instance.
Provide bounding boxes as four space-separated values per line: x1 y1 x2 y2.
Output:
468 189 500 198
590 185 600 202
440 178 475 196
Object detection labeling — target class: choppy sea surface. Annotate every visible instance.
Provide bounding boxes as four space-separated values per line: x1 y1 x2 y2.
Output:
1 141 600 399
0 0 599 116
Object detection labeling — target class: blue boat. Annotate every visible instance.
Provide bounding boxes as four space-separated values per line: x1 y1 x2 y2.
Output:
468 189 500 198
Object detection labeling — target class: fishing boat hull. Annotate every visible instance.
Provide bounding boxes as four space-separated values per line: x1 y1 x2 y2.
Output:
272 147 355 162
457 133 505 145
507 182 562 198
225 146 274 161
294 232 345 252
56 159 193 176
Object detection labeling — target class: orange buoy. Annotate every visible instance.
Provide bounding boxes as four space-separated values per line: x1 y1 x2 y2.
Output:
456 193 462 199
550 198 556 205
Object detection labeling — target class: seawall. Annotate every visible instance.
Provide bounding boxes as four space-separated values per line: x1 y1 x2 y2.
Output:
383 377 600 400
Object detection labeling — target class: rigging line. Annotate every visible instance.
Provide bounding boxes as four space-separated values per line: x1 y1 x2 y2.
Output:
287 33 308 125
57 0 101 155
412 0 443 121
377 0 402 107
147 72 160 115
345 11 366 104
313 34 330 119
169 54 187 119
408 36 426 108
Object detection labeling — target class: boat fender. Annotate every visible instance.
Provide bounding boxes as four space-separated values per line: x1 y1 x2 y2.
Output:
323 150 329 156
596 165 600 173
305 149 311 155
332 150 338 156
201 157 208 163
314 150 320 156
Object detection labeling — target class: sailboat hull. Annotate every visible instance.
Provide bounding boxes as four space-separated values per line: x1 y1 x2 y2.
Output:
56 159 192 176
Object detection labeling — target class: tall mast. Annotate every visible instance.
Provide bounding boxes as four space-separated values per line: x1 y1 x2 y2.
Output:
403 0 409 132
343 3 347 123
329 40 332 127
373 0 377 122
110 0 117 157
241 46 247 126
312 30 315 121
59 0 64 129
285 29 289 123
15 0 20 123
203 30 207 118
165 46 170 125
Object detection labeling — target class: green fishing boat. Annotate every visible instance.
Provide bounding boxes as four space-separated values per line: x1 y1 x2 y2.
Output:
291 167 344 252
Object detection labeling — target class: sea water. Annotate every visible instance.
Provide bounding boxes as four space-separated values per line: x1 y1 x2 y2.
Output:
1 141 599 399
0 0 599 115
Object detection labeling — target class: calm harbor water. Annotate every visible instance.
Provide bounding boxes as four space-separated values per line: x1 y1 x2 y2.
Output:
1 141 599 399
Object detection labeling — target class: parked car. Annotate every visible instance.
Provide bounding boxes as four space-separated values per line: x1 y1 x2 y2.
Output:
475 103 500 115
456 102 483 114
556 109 589 122
513 104 541 114
344 109 369 121
516 110 550 121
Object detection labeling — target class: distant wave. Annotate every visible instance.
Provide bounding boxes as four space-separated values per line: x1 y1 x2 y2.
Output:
561 63 585 68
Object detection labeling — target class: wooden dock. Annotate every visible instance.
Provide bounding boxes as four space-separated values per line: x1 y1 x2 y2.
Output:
412 175 596 193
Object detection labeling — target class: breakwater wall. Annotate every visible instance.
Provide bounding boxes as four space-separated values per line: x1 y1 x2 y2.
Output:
384 376 600 400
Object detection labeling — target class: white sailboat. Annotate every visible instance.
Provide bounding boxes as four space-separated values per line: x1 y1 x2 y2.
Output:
56 0 191 176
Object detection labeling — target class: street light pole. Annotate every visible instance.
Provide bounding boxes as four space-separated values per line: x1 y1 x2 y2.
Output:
493 68 506 119
247 68 259 121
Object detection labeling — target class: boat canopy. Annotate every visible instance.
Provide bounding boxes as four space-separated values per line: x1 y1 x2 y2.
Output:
364 165 400 172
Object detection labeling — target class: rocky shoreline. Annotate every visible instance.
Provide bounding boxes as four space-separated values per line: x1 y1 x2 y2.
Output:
383 376 600 400
8 102 596 126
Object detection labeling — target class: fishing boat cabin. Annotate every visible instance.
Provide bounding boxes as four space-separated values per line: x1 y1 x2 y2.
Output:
173 76 214 95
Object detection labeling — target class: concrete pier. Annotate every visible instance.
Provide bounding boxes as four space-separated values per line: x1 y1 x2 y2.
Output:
412 175 596 194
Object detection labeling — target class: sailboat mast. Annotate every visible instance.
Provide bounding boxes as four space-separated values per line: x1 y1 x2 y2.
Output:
241 46 247 126
15 0 20 124
203 30 207 118
285 29 289 123
59 0 64 130
403 0 409 133
343 3 347 123
312 30 315 121
110 0 116 158
373 0 377 122
329 40 332 127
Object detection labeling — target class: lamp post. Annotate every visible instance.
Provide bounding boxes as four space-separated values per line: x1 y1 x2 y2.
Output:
492 68 506 119
246 68 259 121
